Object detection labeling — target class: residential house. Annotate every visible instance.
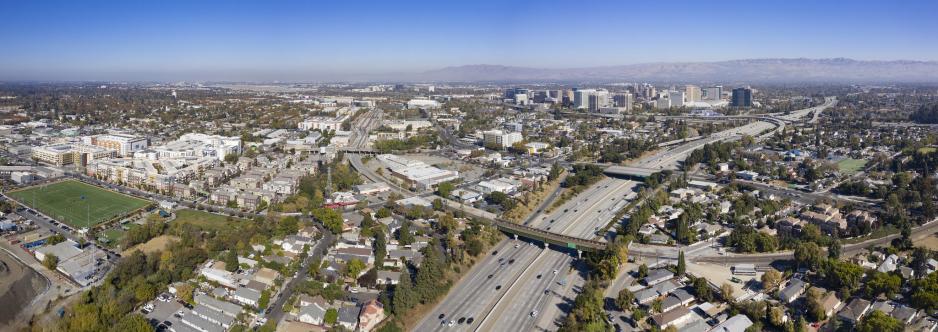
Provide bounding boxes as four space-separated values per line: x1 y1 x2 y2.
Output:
337 306 360 331
651 307 695 330
299 302 327 326
778 279 807 303
358 299 385 332
710 314 754 332
233 287 262 308
819 292 842 318
644 269 674 286
838 298 872 325
661 289 695 312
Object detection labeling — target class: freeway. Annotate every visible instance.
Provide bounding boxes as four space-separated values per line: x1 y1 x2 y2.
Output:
410 96 857 330
633 97 839 171
476 249 577 332
348 108 382 149
412 239 545 331
465 178 627 332
527 178 638 240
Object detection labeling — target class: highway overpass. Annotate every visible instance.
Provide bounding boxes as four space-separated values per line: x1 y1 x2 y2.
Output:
437 197 607 252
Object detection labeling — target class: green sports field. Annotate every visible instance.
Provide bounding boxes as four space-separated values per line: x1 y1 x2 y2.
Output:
837 158 868 175
8 180 151 229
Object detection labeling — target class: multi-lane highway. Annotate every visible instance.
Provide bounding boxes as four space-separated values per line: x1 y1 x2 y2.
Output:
413 239 546 331
633 97 839 171
527 178 638 240
476 249 577 332
414 96 858 330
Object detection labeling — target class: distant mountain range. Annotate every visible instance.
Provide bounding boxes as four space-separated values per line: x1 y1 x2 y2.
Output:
410 58 938 83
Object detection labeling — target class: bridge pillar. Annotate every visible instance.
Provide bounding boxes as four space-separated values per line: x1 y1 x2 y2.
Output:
577 250 582 259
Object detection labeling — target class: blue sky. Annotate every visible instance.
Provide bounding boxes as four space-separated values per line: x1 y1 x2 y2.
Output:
1 0 936 81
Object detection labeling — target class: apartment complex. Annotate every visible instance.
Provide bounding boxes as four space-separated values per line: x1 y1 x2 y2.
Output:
87 134 148 156
483 130 523 149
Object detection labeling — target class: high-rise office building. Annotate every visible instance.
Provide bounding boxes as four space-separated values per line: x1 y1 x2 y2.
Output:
731 87 753 107
668 91 685 108
685 85 701 102
587 91 609 112
705 86 723 100
613 93 633 110
573 88 596 109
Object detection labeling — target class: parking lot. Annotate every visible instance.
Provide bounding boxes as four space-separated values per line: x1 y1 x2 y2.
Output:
143 293 185 331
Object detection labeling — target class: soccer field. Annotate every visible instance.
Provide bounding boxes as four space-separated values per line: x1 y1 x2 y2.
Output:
836 158 868 175
7 180 151 229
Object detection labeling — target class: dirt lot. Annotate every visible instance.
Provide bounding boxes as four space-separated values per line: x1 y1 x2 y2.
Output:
122 235 180 256
913 233 938 251
0 249 48 330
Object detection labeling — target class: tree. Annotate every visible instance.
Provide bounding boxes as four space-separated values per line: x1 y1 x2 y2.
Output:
911 272 938 311
42 254 59 270
794 316 808 332
346 259 366 278
828 239 842 259
397 221 415 245
865 271 901 298
768 306 786 327
794 242 823 270
721 283 735 303
805 287 827 321
312 208 344 234
693 277 713 302
761 269 782 291
392 271 417 315
47 234 66 245
437 181 455 198
638 263 648 279
109 314 152 332
466 238 483 256
258 290 271 309
373 231 387 267
324 308 339 325
856 310 902 332
616 289 635 311
224 250 239 272
677 251 686 277
176 283 194 304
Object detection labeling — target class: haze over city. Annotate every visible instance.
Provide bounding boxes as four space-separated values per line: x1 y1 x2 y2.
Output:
2 2 938 332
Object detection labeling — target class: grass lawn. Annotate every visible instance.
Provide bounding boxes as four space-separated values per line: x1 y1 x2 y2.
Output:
919 147 937 154
101 228 126 245
173 209 246 231
837 158 868 175
843 225 899 244
8 180 151 229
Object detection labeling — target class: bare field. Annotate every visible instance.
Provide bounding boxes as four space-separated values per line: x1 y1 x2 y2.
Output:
122 235 180 256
